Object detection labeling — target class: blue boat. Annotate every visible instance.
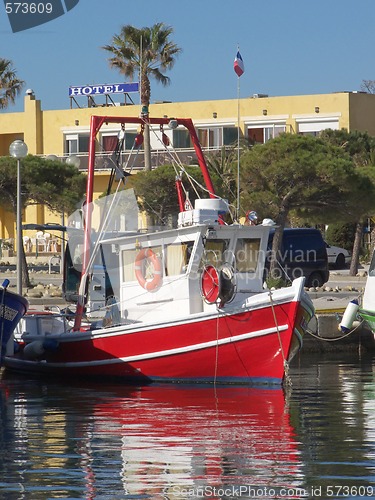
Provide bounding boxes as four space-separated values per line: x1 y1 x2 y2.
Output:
0 280 29 362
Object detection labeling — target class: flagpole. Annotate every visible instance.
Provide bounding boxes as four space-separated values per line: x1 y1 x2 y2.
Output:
139 35 142 107
236 74 240 220
234 49 244 220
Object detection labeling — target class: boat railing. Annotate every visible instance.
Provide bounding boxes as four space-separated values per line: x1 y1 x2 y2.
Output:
18 306 75 340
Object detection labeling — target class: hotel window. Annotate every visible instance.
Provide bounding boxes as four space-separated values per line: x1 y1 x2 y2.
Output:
65 133 90 154
247 124 286 145
102 132 138 152
125 132 138 150
223 127 238 145
297 120 339 136
172 129 192 148
197 127 238 149
102 135 119 153
198 128 221 149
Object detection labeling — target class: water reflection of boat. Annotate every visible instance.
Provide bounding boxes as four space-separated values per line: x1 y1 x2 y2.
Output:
0 378 301 498
96 386 300 490
3 116 314 385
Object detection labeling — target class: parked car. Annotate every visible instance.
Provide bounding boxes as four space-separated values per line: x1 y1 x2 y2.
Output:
267 228 329 287
325 243 351 269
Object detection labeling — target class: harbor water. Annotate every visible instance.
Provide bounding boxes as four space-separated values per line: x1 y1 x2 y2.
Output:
1 351 375 499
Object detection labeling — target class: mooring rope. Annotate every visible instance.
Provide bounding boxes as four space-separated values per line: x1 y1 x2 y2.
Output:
214 311 220 386
268 289 291 387
306 315 365 342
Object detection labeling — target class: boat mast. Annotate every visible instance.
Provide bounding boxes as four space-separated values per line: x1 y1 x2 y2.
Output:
73 115 104 331
73 116 216 331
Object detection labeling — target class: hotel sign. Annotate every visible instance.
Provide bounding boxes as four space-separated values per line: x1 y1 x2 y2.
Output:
69 82 139 97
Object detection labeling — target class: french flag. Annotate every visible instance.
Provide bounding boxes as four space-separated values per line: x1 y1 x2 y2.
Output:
234 51 245 77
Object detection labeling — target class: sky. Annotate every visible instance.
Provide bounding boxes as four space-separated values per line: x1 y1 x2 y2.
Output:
1 0 375 113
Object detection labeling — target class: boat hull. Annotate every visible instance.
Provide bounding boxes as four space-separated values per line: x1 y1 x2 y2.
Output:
4 287 313 385
358 308 375 334
359 270 375 335
0 288 28 360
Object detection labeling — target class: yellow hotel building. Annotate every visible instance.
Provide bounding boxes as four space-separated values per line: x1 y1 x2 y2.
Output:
1 89 375 248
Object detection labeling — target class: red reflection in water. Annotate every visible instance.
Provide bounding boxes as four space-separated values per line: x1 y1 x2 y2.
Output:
0 378 301 499
90 385 301 497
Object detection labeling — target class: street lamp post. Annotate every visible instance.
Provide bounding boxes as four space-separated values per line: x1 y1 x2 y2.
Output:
64 155 80 273
9 140 28 295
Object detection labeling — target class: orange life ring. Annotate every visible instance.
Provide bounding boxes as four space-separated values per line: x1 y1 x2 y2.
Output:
134 248 163 291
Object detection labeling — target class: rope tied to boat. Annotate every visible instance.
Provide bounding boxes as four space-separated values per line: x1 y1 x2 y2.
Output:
306 314 365 342
268 289 292 387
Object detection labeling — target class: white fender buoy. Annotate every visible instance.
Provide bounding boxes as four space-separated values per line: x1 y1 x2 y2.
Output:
23 340 45 360
339 299 359 333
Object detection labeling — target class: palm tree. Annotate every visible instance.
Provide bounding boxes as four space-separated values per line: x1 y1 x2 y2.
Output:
0 58 24 109
103 23 182 170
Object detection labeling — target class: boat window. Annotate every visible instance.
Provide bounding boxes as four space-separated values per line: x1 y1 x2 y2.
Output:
122 246 163 282
122 248 137 282
165 242 194 275
202 239 230 268
235 238 261 273
72 242 84 266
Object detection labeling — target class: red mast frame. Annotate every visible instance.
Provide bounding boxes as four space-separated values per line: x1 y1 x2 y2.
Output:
73 115 216 330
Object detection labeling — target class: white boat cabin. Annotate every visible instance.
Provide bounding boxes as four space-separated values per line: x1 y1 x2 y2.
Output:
79 197 272 325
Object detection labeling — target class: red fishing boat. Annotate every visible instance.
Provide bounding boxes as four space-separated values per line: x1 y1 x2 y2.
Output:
3 116 314 384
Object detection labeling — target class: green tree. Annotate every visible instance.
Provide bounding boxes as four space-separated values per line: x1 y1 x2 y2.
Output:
320 129 375 275
22 156 87 214
325 223 356 251
205 140 251 217
131 165 205 225
102 23 182 171
0 58 24 109
0 155 86 287
239 133 365 278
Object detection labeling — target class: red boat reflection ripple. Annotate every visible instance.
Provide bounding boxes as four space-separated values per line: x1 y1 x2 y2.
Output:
0 377 302 498
90 385 302 497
